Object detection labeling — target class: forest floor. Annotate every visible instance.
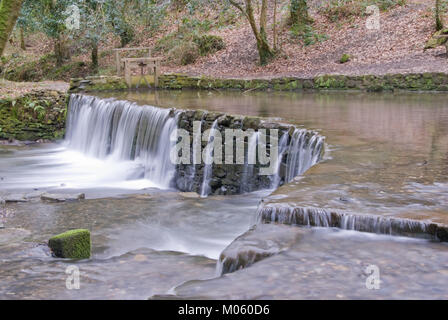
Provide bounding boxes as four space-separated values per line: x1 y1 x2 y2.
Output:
1 0 447 84
160 0 448 78
0 80 68 100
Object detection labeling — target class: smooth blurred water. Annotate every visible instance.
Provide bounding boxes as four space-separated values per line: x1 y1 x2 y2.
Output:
1 90 448 299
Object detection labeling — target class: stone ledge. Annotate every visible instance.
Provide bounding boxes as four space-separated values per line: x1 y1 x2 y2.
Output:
257 203 448 242
70 73 448 93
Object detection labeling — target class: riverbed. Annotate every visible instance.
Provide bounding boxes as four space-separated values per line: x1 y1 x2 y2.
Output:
1 90 447 299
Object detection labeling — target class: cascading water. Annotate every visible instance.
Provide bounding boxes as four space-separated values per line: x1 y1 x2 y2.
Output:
66 94 178 188
62 94 325 196
241 131 260 193
200 120 219 197
256 204 448 241
270 129 325 189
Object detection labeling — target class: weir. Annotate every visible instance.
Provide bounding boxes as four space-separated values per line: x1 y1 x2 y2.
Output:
256 204 448 242
66 94 325 196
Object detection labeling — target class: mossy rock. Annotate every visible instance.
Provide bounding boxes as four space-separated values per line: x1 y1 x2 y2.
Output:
48 229 91 259
425 29 448 49
340 53 351 63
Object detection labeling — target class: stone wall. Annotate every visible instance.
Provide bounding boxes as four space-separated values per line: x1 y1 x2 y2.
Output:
159 73 448 92
0 90 68 142
69 76 128 93
174 109 323 196
69 72 448 93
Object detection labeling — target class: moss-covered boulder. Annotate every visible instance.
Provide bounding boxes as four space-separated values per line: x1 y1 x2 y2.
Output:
340 53 351 63
48 229 91 259
424 29 448 49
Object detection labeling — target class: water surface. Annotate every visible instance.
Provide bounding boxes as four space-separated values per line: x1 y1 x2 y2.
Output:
1 90 448 299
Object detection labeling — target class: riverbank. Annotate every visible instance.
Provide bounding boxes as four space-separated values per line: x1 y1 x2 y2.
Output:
70 71 448 93
0 80 68 142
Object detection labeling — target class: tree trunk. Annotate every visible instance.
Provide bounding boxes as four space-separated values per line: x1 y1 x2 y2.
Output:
436 0 444 31
273 0 278 50
54 36 63 67
230 0 274 65
290 0 310 26
0 0 24 56
19 26 25 50
91 42 98 74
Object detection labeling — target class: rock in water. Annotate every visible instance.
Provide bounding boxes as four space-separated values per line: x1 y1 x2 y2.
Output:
217 224 304 275
179 192 200 199
41 193 85 202
48 229 91 259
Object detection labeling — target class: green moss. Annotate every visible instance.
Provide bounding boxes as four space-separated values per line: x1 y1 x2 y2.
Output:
424 29 448 49
315 75 346 89
340 53 351 63
193 35 225 56
48 229 91 259
0 92 67 141
155 72 448 92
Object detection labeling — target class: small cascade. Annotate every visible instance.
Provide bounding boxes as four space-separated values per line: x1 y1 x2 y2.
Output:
256 204 448 241
200 120 219 197
270 132 289 189
285 129 324 182
241 131 260 193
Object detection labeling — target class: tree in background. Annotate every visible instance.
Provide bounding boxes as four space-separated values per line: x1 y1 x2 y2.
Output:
21 0 75 66
78 0 108 73
289 0 310 27
0 0 24 56
436 0 444 31
229 0 275 65
104 0 134 48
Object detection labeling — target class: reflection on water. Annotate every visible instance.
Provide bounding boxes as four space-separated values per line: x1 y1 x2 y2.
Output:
1 90 448 299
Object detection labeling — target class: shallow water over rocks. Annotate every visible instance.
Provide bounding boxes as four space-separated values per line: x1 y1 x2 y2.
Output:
1 90 448 299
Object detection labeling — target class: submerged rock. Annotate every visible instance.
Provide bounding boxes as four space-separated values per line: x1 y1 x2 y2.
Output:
0 228 31 244
48 229 91 259
217 224 303 275
3 194 28 203
179 192 200 199
41 193 85 202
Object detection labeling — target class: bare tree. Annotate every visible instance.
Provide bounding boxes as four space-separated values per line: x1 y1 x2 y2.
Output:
229 0 275 65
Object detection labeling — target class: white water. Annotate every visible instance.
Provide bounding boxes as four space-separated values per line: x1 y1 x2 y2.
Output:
200 120 219 197
0 95 325 196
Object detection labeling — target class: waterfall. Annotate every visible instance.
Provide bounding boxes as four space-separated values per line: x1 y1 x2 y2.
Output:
241 131 259 193
270 129 325 189
66 94 326 196
256 204 448 242
66 94 178 188
200 120 219 197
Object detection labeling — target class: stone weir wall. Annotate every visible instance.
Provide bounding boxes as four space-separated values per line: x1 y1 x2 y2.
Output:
159 73 448 92
174 110 325 196
69 72 448 93
0 90 68 142
66 94 325 196
256 203 448 242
